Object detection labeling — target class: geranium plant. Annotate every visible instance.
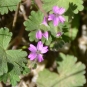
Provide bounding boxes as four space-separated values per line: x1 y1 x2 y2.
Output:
0 0 86 87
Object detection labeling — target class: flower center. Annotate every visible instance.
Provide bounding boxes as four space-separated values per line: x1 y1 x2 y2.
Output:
55 13 60 17
36 50 41 54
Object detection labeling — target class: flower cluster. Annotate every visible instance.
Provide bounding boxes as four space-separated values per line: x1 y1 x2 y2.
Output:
28 6 65 62
28 18 49 62
43 6 65 37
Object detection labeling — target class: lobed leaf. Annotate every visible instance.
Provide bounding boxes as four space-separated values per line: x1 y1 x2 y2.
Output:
0 0 21 15
37 53 86 87
24 11 44 31
0 28 12 50
0 28 28 85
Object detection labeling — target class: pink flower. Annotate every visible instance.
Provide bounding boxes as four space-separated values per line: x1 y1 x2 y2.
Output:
42 17 48 26
43 31 49 40
48 6 65 26
36 30 49 40
36 30 43 40
28 41 48 62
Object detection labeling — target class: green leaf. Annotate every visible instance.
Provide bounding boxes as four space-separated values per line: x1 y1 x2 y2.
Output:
28 30 37 42
42 0 84 14
37 69 58 87
0 28 28 85
0 64 21 86
0 28 12 75
0 51 8 75
24 11 50 31
6 50 27 86
0 74 8 83
24 11 44 31
0 0 21 15
6 50 27 64
37 53 86 87
9 73 20 86
22 64 30 75
0 27 12 50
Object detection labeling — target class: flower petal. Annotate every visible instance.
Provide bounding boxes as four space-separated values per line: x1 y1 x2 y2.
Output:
42 17 48 26
28 52 37 60
48 14 55 21
37 41 43 51
57 8 65 15
41 46 48 53
53 6 59 14
36 30 42 39
28 44 37 52
58 16 65 23
43 31 49 40
56 32 62 37
53 17 59 26
37 54 44 62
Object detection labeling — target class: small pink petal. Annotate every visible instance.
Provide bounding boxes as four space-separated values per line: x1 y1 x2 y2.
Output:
37 54 44 62
58 16 65 23
58 8 65 15
28 52 37 60
41 46 48 53
53 6 59 14
42 17 48 26
28 44 37 52
48 14 55 21
37 41 43 51
43 31 49 40
36 30 42 39
53 17 59 26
